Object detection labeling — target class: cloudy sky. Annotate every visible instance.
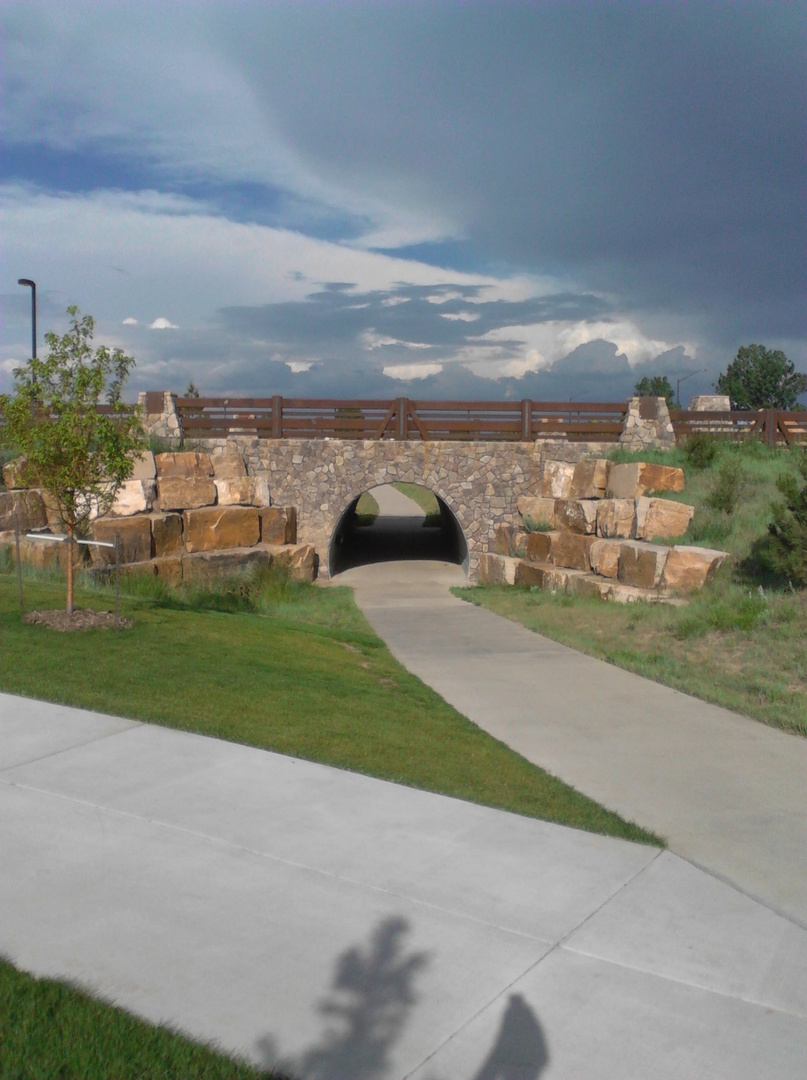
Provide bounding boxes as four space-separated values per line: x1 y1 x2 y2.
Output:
2 1 804 403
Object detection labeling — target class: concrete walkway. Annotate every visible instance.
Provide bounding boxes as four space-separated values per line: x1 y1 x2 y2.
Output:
367 483 427 517
341 560 807 928
2 692 806 1078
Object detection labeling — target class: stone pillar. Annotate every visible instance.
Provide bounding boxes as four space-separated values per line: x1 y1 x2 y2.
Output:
137 391 182 443
619 397 676 452
688 395 731 411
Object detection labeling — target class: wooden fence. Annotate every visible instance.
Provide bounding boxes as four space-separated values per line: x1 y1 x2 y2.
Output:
669 408 807 446
172 396 629 443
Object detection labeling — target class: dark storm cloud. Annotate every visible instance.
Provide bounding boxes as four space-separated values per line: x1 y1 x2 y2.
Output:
213 1 805 349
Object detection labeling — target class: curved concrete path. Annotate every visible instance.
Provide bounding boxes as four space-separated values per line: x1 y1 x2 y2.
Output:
340 560 807 928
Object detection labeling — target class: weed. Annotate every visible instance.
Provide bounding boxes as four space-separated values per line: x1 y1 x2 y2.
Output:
704 458 747 515
683 432 721 470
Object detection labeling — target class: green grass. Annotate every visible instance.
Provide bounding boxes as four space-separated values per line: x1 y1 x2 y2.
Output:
354 489 380 524
0 957 291 1080
0 569 657 844
392 482 442 523
458 439 807 735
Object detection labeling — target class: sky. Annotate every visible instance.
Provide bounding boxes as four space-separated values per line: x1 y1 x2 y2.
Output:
2 0 805 404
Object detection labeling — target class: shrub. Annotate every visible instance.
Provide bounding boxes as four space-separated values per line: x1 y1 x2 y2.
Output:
705 458 746 516
759 449 807 586
683 432 720 470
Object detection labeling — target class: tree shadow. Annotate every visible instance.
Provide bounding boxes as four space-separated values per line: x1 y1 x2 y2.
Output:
257 915 429 1080
470 993 549 1080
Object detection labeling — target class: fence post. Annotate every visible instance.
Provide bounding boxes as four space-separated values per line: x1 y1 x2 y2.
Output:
272 395 283 438
768 407 776 447
396 398 408 440
14 514 23 609
521 399 531 441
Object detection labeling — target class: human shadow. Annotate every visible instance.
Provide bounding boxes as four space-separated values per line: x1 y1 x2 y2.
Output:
470 993 549 1080
257 915 429 1080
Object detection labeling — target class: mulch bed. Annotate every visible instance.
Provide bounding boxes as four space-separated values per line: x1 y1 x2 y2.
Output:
22 609 133 632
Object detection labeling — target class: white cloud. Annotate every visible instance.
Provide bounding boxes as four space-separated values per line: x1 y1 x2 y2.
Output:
149 317 179 330
286 360 314 373
122 317 138 325
383 363 443 381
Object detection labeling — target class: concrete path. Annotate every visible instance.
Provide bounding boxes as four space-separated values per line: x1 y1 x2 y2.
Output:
341 560 807 929
2 691 806 1078
368 483 426 517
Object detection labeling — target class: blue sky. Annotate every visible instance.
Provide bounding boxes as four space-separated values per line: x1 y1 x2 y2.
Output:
2 1 805 403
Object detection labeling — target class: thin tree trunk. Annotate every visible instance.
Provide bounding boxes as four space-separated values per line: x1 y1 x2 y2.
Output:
66 520 74 615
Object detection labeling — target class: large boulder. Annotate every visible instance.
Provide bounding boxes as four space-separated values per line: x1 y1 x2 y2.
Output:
181 547 272 585
551 532 596 570
607 462 685 499
477 553 517 585
660 546 730 594
595 499 637 539
492 524 515 556
569 458 611 499
129 451 157 480
525 530 555 562
151 512 184 556
14 534 87 571
541 461 575 499
514 560 549 587
259 507 297 545
183 507 260 552
211 453 247 480
1 457 29 490
108 479 156 516
635 497 694 541
517 495 556 530
554 499 598 535
0 490 47 532
270 543 319 582
154 451 214 479
90 515 153 565
214 478 254 506
157 477 217 511
589 538 622 579
618 541 669 589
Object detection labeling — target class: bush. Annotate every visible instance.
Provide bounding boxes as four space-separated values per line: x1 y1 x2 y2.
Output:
705 458 746 516
758 449 807 586
683 432 720 470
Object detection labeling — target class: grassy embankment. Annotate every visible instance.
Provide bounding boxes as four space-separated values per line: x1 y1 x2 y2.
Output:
457 439 807 735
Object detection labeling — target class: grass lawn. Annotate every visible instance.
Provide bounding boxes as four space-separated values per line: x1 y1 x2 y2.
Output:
0 957 291 1080
0 568 657 844
392 482 442 522
457 439 807 736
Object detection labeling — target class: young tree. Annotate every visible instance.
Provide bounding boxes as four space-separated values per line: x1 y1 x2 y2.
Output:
715 345 807 410
633 375 675 408
0 307 146 614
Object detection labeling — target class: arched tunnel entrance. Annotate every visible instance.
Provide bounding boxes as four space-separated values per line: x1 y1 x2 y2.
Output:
329 484 469 576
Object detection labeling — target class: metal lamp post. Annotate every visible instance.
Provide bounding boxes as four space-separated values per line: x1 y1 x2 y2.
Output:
676 369 707 408
17 278 37 361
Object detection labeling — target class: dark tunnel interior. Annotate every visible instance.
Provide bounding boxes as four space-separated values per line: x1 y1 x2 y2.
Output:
329 488 469 576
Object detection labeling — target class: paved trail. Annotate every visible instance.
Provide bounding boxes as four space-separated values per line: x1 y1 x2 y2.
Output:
342 559 807 927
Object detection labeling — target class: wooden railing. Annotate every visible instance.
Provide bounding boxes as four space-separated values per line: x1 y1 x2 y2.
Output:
173 396 629 443
669 409 807 446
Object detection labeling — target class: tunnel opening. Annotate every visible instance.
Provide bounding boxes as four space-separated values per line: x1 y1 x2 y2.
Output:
328 484 469 577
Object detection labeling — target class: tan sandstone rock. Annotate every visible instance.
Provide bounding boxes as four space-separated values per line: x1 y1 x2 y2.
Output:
270 543 319 582
151 513 184 556
1 456 29 489
211 453 247 479
541 461 575 499
607 462 685 499
477 553 517 585
569 458 611 499
0 489 48 532
618 541 669 589
90 515 153 565
259 507 297 545
182 547 272 585
552 532 596 571
635 497 694 541
157 477 217 511
152 556 184 586
492 524 514 555
183 507 260 552
589 538 622 579
517 496 556 530
15 534 87 572
555 499 598 535
214 478 254 506
595 499 637 539
660 545 730 594
515 560 549 587
155 451 214 479
525 531 555 562
130 450 157 480
108 479 156 516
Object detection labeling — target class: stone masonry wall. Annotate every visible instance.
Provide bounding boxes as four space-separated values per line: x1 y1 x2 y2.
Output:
198 437 615 576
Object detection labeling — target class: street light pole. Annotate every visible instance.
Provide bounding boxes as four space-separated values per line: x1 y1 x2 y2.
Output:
676 369 707 408
17 278 37 361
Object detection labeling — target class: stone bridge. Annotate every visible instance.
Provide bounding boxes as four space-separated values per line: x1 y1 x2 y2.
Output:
197 435 612 577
